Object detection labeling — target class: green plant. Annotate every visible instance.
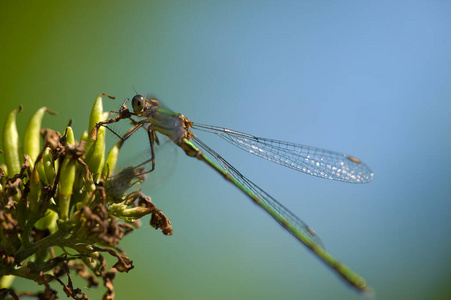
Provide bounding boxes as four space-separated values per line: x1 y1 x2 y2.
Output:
0 94 172 300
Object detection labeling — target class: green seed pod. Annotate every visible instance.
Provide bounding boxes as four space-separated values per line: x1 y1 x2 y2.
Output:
2 106 22 176
118 206 153 219
108 203 153 220
80 130 88 143
85 126 105 183
85 94 108 154
28 165 42 213
76 179 96 209
34 208 58 233
35 158 48 185
65 126 75 146
43 147 56 184
58 157 76 220
23 107 55 163
102 139 124 178
89 94 106 134
58 127 76 220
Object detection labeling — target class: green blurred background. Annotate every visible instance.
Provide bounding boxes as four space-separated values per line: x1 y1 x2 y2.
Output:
1 1 450 299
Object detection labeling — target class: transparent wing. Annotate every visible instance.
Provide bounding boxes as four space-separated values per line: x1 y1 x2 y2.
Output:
192 136 324 248
192 123 373 184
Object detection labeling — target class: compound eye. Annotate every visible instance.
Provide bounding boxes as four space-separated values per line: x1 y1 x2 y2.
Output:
131 95 145 113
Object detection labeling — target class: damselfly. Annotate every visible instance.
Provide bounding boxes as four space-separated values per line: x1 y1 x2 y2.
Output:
93 95 374 293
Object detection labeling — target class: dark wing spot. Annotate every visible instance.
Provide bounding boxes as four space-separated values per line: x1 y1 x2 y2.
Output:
347 156 361 164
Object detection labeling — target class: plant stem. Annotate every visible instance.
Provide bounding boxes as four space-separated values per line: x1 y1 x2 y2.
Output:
13 229 66 265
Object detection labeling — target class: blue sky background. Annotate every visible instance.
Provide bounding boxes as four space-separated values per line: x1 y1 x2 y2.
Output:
1 1 450 299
